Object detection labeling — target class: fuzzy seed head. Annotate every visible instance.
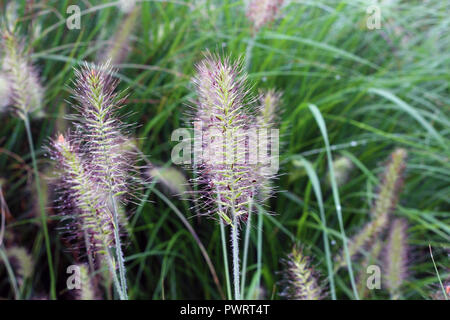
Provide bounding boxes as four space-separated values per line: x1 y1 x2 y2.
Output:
5 246 33 280
356 240 383 299
255 89 282 200
280 246 326 300
1 29 44 119
192 53 261 225
336 148 407 268
246 0 284 33
74 264 98 300
371 148 407 219
50 133 115 259
72 62 134 204
98 8 138 66
383 218 409 299
328 156 353 187
256 89 282 128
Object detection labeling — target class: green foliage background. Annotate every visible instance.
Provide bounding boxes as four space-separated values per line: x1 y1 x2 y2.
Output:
0 0 448 299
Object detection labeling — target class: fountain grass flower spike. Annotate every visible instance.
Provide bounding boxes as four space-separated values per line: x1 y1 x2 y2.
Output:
384 219 409 300
50 133 123 298
71 62 135 299
191 52 270 299
49 62 137 299
280 246 327 300
1 29 44 119
246 0 284 34
335 148 407 269
0 26 54 298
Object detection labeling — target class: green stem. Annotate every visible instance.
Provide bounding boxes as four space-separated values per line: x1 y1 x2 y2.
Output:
240 192 254 298
245 33 257 71
256 205 263 297
219 205 232 300
105 248 125 300
23 116 56 300
309 104 359 299
231 208 240 300
110 194 128 300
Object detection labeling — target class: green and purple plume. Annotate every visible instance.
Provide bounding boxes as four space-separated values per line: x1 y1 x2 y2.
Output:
191 52 266 226
279 246 327 300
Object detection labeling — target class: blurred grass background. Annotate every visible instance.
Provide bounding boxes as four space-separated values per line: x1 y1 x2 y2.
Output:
0 0 448 299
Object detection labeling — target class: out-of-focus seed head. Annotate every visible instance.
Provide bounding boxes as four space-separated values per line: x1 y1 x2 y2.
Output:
336 148 407 269
279 246 327 300
255 89 282 201
1 29 44 119
256 89 282 129
5 246 33 282
73 264 98 300
97 8 139 66
246 0 284 34
119 0 137 13
371 148 407 218
383 218 409 299
327 156 353 187
356 239 383 299
148 165 190 198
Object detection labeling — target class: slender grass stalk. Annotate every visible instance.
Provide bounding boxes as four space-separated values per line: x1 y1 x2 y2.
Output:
220 217 232 300
240 219 251 298
152 188 225 299
256 205 263 297
231 207 240 300
429 244 448 301
308 104 359 299
105 248 126 300
23 116 56 300
216 184 232 300
110 194 128 299
240 196 253 298
295 156 336 299
245 34 257 71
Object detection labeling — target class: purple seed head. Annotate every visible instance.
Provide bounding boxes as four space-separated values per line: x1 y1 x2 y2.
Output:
191 52 262 225
50 133 115 261
246 0 284 33
72 62 135 203
279 246 327 300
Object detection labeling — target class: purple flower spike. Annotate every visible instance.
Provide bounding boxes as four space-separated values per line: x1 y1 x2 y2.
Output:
279 246 327 300
191 52 261 226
